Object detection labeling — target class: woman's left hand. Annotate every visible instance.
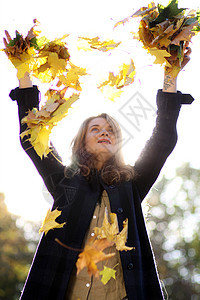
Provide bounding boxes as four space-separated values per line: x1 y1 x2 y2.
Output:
163 42 192 93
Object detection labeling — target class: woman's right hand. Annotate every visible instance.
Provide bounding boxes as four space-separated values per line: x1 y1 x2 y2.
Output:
3 31 33 88
18 72 33 88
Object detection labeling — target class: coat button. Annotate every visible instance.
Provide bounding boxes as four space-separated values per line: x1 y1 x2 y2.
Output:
117 207 123 214
109 185 115 189
127 263 134 270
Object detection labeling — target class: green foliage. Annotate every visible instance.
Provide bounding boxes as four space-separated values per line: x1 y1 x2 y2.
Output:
150 0 185 27
146 163 200 299
8 32 22 47
193 10 200 32
0 193 39 300
30 36 49 50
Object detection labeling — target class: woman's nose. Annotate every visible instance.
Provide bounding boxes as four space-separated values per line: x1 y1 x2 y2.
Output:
100 129 108 136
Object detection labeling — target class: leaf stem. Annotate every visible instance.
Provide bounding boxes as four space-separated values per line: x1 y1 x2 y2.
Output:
55 238 83 252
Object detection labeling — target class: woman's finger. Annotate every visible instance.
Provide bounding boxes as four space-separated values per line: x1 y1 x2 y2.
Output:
4 30 12 43
3 37 8 47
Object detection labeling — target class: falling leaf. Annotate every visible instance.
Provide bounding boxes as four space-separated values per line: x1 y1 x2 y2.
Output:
33 38 70 83
100 265 117 285
39 208 66 235
78 36 121 52
76 237 115 277
99 85 123 102
21 92 79 158
115 218 134 251
94 212 134 251
58 63 87 91
98 59 136 98
114 3 157 28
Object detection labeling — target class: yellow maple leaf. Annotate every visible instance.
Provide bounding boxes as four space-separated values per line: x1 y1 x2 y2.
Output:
39 208 66 235
100 265 117 285
10 47 38 80
114 2 156 28
58 64 87 91
33 38 70 83
99 85 123 102
115 218 133 251
21 92 79 158
147 47 171 67
99 59 136 91
94 211 134 251
78 36 121 52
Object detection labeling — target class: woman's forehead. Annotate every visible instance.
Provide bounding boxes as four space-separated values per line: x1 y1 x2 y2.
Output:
87 117 111 128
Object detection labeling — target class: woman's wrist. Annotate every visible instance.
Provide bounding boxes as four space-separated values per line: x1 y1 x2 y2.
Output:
19 72 33 88
162 69 177 93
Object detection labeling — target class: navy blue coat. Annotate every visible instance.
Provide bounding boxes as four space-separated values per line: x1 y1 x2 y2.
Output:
10 86 194 300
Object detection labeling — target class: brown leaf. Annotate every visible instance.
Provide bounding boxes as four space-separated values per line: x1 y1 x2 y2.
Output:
171 21 198 45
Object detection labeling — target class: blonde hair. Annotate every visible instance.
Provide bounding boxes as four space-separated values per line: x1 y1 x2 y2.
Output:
65 113 135 185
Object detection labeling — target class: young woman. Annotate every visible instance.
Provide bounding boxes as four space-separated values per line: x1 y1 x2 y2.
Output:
9 48 194 300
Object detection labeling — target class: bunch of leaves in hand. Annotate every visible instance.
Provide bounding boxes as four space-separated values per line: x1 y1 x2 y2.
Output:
115 0 200 77
21 89 79 158
3 19 46 79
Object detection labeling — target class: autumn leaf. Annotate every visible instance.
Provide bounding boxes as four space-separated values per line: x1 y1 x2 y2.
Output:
78 36 121 52
33 38 70 83
100 265 118 285
150 0 185 26
39 208 66 235
98 59 136 100
147 47 172 66
114 3 157 28
94 212 134 251
57 63 87 91
21 92 79 158
76 237 115 277
114 1 200 77
115 218 134 251
99 85 123 102
171 20 199 45
3 20 46 79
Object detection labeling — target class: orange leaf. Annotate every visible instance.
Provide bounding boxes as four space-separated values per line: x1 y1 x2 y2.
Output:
76 237 115 278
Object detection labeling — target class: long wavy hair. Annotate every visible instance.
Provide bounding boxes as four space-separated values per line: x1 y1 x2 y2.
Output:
65 113 135 185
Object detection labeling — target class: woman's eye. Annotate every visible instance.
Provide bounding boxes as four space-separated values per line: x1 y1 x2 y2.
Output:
91 127 98 132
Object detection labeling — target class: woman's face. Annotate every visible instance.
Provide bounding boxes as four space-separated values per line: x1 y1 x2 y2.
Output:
85 117 117 165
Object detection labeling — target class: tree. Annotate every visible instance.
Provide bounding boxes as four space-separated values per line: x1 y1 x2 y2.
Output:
0 193 39 300
145 163 200 300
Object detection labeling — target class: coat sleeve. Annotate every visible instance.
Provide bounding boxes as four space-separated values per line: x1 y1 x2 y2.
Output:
9 86 65 195
133 89 194 200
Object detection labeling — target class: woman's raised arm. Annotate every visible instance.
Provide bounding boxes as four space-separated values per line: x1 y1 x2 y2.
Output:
133 45 194 200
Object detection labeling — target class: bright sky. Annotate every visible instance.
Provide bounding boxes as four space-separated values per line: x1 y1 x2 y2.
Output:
0 0 200 222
